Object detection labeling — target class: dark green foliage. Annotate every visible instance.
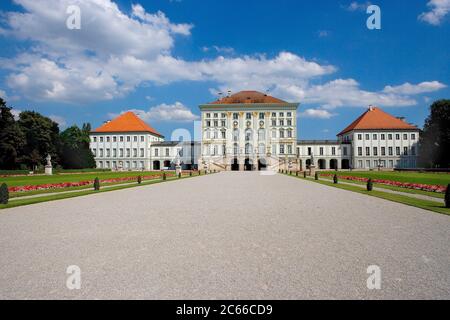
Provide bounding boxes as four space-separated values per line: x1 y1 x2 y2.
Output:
0 183 9 205
18 111 61 169
333 174 338 184
445 184 450 208
93 177 100 191
59 125 95 169
137 176 142 184
198 170 201 175
367 178 373 191
296 171 299 176
163 173 167 181
189 171 192 177
419 100 450 168
178 172 182 179
303 171 307 178
315 172 319 180
0 99 25 169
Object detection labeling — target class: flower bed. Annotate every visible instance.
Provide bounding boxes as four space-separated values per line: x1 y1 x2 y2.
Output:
8 173 174 193
320 173 447 193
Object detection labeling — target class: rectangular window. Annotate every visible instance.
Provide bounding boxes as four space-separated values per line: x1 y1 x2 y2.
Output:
113 149 117 157
100 149 104 157
120 148 124 157
358 134 362 140
93 148 97 157
411 133 416 140
396 147 400 156
381 134 385 140
221 113 226 118
388 134 393 140
133 136 137 142
246 113 251 120
287 145 292 154
206 120 211 127
140 148 144 157
343 147 347 156
120 136 124 142
127 136 131 142
332 147 336 156
213 113 218 118
154 148 159 157
404 147 408 155
272 130 276 138
221 131 226 139
140 136 144 142
365 134 370 140
221 120 226 127
272 112 276 117
259 113 265 120
233 113 238 120
358 147 362 156
214 120 218 127
320 147 324 156
381 147 386 156
388 147 393 156
280 144 285 154
272 120 276 126
411 146 416 155
287 112 292 117
279 112 284 117
113 136 117 142
165 148 170 157
373 134 377 140
308 147 312 156
366 147 370 156
279 120 284 126
287 119 292 126
126 148 130 157
106 137 110 143
396 134 400 140
100 137 104 143
403 134 408 140
133 148 137 157
373 147 378 156
93 137 97 142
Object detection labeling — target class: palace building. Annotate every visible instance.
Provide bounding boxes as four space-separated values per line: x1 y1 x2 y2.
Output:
90 91 420 171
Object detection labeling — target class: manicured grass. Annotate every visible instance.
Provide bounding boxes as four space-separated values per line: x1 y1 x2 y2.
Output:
0 173 199 210
283 173 450 216
0 171 168 187
326 171 450 187
320 175 444 199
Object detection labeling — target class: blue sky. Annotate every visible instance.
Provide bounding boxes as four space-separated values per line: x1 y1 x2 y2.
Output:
0 0 449 139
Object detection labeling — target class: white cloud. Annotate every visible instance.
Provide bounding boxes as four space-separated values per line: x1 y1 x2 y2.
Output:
419 0 450 25
345 1 372 12
121 102 199 122
299 109 336 119
202 46 235 54
317 30 330 38
11 109 21 120
383 81 446 95
0 89 7 100
0 0 446 112
49 114 67 128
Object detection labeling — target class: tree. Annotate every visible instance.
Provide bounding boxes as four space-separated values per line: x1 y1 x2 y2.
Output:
17 111 61 169
0 183 9 205
60 125 95 169
0 98 25 169
445 184 450 209
419 100 450 168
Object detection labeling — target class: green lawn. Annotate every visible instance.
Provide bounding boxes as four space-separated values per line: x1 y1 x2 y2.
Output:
0 171 170 187
284 173 450 216
325 171 450 187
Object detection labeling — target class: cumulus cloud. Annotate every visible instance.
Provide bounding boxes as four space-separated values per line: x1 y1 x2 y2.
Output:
120 102 199 122
345 1 372 12
49 115 67 128
299 109 336 119
0 0 446 112
419 0 450 25
383 81 447 95
0 89 7 100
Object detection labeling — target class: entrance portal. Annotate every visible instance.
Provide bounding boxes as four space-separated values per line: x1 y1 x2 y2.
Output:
244 158 253 171
231 158 239 171
258 158 267 171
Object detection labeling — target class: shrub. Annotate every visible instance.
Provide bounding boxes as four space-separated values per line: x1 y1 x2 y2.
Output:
367 178 373 191
0 183 9 205
137 176 142 184
303 171 307 178
296 171 299 177
162 173 167 181
190 171 192 177
333 174 338 184
315 172 319 180
178 172 182 179
198 170 201 176
445 184 450 209
94 177 100 191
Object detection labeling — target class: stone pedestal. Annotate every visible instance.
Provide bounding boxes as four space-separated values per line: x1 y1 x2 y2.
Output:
309 165 316 177
175 165 182 176
45 165 53 175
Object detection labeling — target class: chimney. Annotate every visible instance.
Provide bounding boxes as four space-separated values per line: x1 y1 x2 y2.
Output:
368 105 374 111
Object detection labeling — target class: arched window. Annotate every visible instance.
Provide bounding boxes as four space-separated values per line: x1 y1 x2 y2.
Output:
245 143 253 155
258 143 265 155
245 129 252 141
258 129 265 141
233 129 239 142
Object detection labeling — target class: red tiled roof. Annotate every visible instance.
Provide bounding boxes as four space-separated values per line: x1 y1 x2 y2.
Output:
209 90 288 104
338 106 418 136
93 111 163 137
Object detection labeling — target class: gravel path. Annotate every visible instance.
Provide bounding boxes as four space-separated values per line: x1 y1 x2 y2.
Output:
0 172 449 300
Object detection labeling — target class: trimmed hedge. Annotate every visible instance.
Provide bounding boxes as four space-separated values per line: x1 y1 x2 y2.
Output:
333 174 338 184
315 172 319 180
137 175 142 184
0 183 9 205
94 177 100 191
367 178 373 191
445 184 450 209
